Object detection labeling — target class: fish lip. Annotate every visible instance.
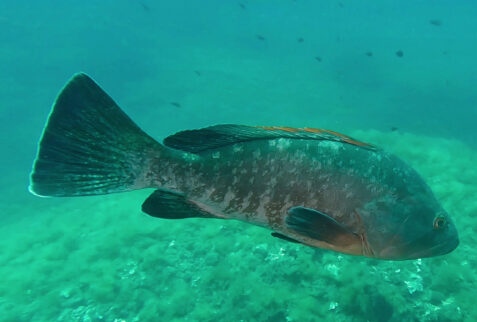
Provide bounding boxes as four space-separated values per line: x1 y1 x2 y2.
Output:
406 235 460 260
379 235 459 260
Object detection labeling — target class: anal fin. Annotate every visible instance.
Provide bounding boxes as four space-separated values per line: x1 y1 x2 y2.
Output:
142 189 215 219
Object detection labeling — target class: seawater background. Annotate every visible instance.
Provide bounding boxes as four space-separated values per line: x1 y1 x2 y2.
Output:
1 1 476 321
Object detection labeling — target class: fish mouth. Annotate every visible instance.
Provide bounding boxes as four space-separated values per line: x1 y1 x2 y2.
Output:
379 235 459 260
407 235 459 259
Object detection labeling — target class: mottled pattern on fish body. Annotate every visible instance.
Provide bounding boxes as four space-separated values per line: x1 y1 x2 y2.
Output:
150 136 444 257
163 139 367 226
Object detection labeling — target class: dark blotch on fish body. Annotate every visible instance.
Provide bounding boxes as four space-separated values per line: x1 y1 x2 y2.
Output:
395 50 403 58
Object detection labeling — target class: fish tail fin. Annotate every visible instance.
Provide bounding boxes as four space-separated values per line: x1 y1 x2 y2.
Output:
29 73 165 197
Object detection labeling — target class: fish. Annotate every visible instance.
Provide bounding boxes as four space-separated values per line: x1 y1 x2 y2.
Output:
29 73 459 260
139 2 150 12
396 50 404 57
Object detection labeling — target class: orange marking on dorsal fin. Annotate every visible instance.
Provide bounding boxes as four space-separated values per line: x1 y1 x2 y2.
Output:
304 127 352 139
257 126 375 149
342 138 373 147
277 127 300 132
319 129 349 138
258 126 300 132
257 126 275 130
303 127 324 133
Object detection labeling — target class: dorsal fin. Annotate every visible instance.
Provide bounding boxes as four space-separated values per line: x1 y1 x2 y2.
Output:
163 124 376 154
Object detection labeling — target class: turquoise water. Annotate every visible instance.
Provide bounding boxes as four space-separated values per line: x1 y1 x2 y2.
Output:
1 1 476 321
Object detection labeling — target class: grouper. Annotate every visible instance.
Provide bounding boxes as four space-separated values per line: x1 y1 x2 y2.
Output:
29 73 459 260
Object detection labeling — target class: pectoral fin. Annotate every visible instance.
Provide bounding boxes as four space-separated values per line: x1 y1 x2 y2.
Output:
286 206 359 247
142 189 216 219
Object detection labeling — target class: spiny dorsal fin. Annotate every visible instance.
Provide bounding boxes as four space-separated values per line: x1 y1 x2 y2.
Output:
163 124 375 154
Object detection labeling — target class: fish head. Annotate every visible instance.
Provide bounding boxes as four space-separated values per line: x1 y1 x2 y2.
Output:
376 205 458 260
360 181 459 261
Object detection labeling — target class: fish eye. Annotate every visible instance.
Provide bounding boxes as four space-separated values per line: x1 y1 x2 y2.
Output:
433 216 446 230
